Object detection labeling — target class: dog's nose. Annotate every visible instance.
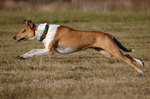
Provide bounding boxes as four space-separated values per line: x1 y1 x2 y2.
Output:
13 36 16 40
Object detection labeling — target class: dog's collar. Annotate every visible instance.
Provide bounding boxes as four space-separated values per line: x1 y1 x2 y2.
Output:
39 24 49 42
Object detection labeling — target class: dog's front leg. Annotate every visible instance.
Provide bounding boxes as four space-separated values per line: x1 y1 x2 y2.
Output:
48 41 55 55
20 48 49 58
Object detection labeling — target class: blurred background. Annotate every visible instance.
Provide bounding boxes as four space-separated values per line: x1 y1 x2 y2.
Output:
0 0 150 12
1 0 150 25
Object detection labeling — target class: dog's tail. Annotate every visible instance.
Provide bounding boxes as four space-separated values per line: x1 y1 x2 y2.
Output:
106 33 134 52
113 37 134 52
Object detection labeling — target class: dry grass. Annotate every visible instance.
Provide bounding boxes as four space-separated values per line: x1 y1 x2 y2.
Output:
0 11 150 99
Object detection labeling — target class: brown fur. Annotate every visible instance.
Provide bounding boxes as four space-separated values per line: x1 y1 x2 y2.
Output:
15 20 36 41
49 26 143 74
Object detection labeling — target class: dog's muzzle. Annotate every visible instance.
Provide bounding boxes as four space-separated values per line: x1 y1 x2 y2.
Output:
13 36 26 42
18 37 26 42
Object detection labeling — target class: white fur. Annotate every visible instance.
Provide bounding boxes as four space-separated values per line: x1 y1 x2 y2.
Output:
20 23 60 58
56 47 73 54
137 69 143 74
100 50 113 58
43 25 60 48
20 48 49 58
133 58 144 66
131 48 135 52
33 23 60 48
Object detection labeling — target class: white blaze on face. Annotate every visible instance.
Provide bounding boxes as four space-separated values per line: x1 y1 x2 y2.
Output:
56 47 74 54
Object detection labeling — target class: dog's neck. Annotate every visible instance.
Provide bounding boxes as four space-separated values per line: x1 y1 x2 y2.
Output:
30 23 47 41
30 23 60 48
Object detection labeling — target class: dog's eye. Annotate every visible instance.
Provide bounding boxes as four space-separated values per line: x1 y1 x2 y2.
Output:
22 30 26 33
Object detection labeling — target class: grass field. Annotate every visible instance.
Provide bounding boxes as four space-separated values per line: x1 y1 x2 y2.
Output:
0 11 150 99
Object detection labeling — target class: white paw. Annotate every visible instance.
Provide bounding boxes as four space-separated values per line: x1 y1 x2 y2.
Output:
20 54 28 58
137 59 144 66
140 60 144 66
137 69 143 74
133 58 144 66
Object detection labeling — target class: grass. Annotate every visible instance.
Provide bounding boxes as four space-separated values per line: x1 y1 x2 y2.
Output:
0 10 150 99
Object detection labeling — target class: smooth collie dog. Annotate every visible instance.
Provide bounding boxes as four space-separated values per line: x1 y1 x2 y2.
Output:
13 20 144 74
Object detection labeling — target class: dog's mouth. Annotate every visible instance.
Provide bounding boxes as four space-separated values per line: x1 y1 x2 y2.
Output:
17 37 26 42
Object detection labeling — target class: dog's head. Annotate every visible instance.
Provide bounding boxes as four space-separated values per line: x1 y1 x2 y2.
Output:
13 20 36 42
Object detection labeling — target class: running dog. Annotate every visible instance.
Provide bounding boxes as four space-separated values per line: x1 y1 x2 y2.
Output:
13 20 144 74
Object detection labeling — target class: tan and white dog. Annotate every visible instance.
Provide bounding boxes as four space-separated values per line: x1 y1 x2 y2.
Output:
13 20 144 74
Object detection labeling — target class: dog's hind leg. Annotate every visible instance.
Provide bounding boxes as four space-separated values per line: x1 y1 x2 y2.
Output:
94 48 116 59
103 48 143 74
95 36 143 74
95 48 144 67
121 55 143 74
125 55 144 66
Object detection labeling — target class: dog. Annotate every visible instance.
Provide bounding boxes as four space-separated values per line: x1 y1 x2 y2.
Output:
13 20 144 74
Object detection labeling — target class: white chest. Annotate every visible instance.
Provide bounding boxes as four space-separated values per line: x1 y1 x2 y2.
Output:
42 25 60 48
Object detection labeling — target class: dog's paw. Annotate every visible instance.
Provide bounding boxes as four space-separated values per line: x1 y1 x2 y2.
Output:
140 59 145 66
137 69 143 75
19 55 28 59
137 59 145 66
16 55 26 59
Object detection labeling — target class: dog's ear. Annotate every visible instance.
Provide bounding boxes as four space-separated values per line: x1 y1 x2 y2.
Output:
24 20 36 30
24 20 29 25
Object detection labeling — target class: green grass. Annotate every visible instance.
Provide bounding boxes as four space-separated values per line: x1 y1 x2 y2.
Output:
0 11 150 99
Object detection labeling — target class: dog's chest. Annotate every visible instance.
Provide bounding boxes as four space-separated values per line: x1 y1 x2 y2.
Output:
43 25 60 48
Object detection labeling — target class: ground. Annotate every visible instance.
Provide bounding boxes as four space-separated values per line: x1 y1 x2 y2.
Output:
0 11 150 99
